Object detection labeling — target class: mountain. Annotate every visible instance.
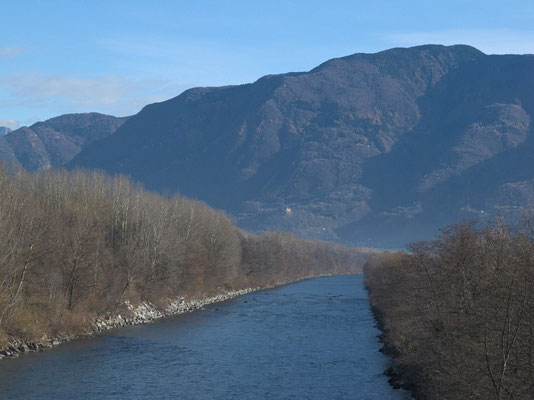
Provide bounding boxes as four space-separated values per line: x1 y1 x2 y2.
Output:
0 113 128 171
0 127 11 137
69 45 534 247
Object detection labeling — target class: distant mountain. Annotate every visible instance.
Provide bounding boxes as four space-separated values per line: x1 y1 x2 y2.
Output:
68 45 534 247
0 113 128 171
0 127 11 137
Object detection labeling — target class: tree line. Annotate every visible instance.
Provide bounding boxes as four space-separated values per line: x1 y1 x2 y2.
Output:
0 167 368 347
365 220 534 399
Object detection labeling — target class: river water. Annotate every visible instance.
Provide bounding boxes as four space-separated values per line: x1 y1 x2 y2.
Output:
0 275 409 399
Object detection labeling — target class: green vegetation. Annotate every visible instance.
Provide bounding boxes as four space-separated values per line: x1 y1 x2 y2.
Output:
365 221 534 399
0 167 368 349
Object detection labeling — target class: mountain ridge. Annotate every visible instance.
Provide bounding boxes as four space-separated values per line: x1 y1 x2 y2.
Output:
0 113 128 171
49 45 534 246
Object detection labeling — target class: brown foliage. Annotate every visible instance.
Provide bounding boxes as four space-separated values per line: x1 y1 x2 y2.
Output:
365 221 534 400
0 167 368 343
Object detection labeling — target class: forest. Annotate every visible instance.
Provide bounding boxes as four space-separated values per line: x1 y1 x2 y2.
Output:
365 220 534 399
0 167 369 350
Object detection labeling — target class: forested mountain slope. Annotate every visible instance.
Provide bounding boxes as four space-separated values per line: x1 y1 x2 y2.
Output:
62 45 534 247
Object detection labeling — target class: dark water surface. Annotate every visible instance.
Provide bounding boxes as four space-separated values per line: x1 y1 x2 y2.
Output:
0 275 409 399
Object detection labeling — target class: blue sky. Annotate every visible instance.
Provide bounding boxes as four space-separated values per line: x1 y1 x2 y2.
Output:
1 0 534 128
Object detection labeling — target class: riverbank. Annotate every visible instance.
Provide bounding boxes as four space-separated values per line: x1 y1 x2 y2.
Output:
0 275 408 399
362 253 415 395
0 274 338 360
367 299 415 394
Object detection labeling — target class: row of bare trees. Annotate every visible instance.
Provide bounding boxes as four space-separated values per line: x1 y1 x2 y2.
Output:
365 220 534 400
0 167 367 346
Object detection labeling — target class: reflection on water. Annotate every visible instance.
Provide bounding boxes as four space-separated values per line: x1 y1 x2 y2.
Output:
0 275 409 399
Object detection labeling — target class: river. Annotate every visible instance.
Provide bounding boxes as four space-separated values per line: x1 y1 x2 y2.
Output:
0 275 409 399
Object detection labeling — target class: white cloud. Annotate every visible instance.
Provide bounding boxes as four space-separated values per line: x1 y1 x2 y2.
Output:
0 119 19 130
0 74 192 117
0 46 23 59
383 29 534 55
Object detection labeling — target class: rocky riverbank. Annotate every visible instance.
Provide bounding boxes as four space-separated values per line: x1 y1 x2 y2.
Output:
0 287 258 360
0 288 258 360
93 288 258 332
0 276 334 360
